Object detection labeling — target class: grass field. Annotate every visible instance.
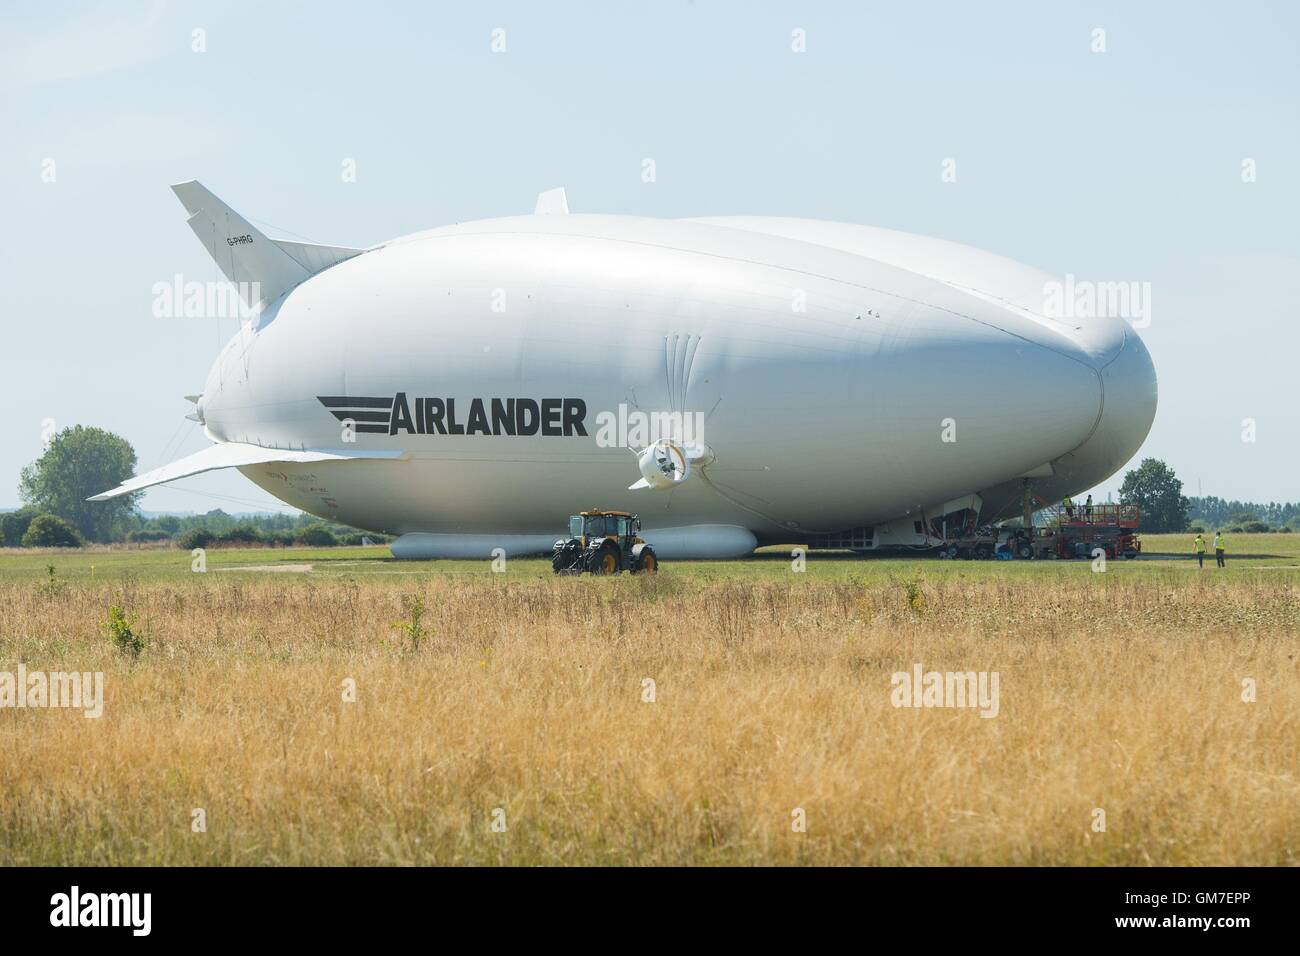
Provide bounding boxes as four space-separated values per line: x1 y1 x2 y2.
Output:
1 534 1297 865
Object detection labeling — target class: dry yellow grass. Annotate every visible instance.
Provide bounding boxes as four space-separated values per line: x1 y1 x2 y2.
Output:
1 564 1297 865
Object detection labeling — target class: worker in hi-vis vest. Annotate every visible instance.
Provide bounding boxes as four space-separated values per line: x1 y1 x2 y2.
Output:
1194 533 1206 569
1062 497 1075 519
1213 531 1226 567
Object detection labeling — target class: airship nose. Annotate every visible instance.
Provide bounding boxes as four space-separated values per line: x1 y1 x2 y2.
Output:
1098 322 1158 460
920 280 1158 499
1055 319 1158 488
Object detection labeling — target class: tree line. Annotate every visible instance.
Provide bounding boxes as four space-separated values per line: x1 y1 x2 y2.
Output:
6 425 1292 548
6 425 385 548
1110 458 1296 533
1186 497 1300 532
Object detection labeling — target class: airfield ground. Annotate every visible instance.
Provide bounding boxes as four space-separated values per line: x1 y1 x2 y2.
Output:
1 534 1297 865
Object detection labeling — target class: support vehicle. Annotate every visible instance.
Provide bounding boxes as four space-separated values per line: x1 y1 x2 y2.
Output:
552 510 659 575
939 504 1141 560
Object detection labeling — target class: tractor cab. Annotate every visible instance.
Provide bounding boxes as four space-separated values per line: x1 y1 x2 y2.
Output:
570 511 637 544
553 509 658 575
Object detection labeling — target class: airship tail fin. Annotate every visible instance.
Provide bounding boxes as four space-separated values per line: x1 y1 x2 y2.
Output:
534 186 569 215
170 181 362 308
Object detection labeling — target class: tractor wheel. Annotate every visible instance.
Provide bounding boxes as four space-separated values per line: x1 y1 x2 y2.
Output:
1017 543 1034 560
588 543 621 575
552 541 581 574
974 544 992 560
633 548 658 574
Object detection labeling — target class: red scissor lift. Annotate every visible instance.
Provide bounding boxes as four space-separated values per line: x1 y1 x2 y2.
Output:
1049 502 1141 560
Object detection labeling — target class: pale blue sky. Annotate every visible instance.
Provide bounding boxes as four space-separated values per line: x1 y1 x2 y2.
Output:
2 1 1297 512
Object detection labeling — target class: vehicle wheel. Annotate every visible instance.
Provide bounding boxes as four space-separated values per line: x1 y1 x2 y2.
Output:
588 544 621 575
552 541 580 574
1017 543 1033 560
974 544 992 560
634 548 658 574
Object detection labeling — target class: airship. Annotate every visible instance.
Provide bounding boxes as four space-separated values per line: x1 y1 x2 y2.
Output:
92 182 1157 559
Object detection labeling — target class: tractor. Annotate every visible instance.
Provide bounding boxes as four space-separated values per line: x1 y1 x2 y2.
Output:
552 510 659 575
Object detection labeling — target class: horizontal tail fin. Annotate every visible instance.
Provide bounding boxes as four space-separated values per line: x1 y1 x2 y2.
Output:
170 181 362 309
88 441 403 501
272 238 365 273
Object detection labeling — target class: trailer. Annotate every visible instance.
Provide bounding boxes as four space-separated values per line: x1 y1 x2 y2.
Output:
939 526 1040 561
938 503 1141 560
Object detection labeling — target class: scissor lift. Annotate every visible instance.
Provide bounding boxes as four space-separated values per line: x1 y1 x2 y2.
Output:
1049 502 1141 559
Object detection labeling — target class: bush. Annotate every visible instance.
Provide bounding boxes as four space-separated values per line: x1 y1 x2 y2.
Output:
1243 521 1271 534
355 533 388 545
177 528 214 550
1 507 40 547
126 529 172 543
104 604 144 659
21 514 83 548
216 525 264 546
294 524 338 547
393 594 429 652
340 533 387 546
1187 524 1205 534
39 564 68 597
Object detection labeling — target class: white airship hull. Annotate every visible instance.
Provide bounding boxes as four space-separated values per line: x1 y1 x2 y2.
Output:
95 185 1158 558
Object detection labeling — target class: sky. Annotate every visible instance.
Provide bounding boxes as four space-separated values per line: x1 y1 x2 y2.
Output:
1 0 1297 514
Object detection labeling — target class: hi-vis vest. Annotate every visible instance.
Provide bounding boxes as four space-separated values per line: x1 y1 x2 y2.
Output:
1213 535 1225 550
1195 537 1205 552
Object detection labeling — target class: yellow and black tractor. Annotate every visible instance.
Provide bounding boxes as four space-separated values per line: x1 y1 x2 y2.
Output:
552 510 659 575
